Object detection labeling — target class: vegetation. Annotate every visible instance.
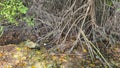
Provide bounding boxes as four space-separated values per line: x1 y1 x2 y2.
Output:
0 0 120 67
0 0 28 25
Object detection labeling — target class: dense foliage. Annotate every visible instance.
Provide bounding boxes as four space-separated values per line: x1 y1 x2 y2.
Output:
0 0 28 25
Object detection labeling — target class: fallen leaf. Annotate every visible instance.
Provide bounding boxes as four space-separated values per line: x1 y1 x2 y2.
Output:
0 53 4 57
83 48 87 53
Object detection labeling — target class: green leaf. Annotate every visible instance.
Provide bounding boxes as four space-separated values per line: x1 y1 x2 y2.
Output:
0 3 5 6
18 6 28 14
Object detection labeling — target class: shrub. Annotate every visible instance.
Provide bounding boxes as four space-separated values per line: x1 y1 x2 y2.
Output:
0 0 28 25
0 0 34 36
